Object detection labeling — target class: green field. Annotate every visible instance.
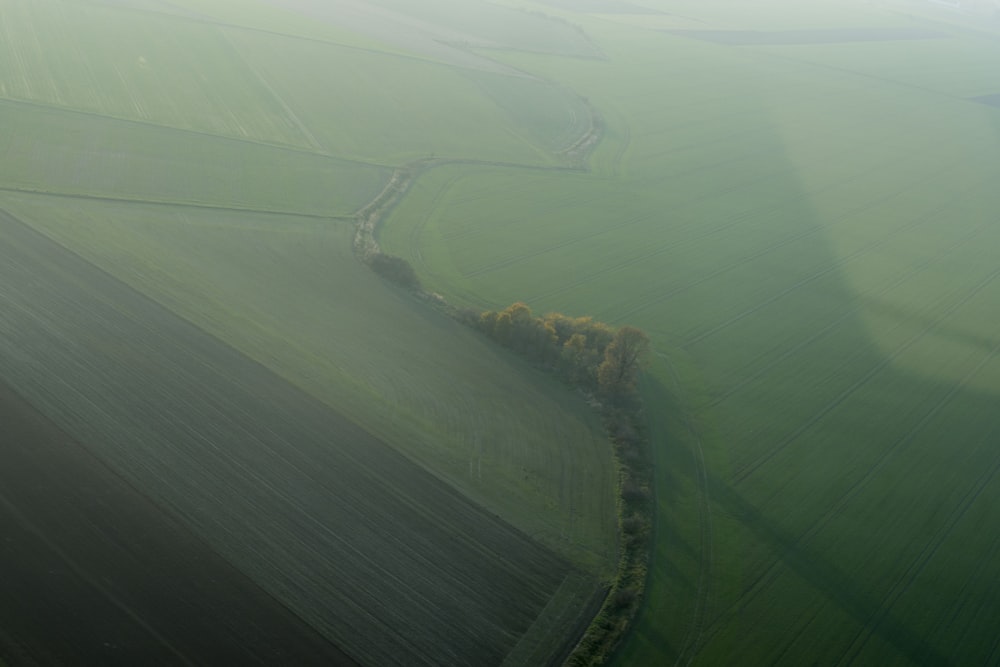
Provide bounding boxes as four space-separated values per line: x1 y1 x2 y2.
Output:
0 100 386 215
378 1 1000 665
6 0 1000 664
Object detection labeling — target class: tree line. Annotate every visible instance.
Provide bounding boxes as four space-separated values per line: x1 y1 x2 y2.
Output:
472 301 653 665
475 303 649 400
367 252 421 289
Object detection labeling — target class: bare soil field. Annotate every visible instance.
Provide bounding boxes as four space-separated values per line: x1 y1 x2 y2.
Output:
0 209 582 666
0 379 355 667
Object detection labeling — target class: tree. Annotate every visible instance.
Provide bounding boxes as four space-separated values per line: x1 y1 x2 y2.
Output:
479 310 498 334
368 252 420 289
560 333 594 384
494 311 513 346
501 302 534 353
597 326 650 395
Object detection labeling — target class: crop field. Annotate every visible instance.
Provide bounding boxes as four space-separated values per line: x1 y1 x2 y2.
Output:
225 29 591 163
0 0 621 665
0 210 602 666
252 0 602 65
378 1 1000 666
0 100 386 216
1 190 617 574
0 0 312 145
0 375 354 666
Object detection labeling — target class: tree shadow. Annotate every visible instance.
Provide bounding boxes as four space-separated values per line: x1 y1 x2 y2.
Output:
630 34 1000 664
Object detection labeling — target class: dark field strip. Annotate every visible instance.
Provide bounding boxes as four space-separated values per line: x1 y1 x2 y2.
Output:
665 28 948 46
0 210 581 667
0 380 355 667
972 93 1000 108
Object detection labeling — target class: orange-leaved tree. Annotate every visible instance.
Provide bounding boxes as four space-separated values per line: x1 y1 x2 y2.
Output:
597 326 650 396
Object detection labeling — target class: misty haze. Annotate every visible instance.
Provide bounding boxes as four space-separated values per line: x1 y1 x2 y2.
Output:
1 0 999 665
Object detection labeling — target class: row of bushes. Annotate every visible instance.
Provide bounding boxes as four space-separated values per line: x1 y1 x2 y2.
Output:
366 262 655 664
467 302 654 666
568 400 652 666
470 303 649 399
367 252 421 289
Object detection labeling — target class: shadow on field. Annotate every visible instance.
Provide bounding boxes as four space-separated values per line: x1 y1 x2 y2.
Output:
707 476 950 667
635 58 1000 665
700 104 996 660
861 293 998 357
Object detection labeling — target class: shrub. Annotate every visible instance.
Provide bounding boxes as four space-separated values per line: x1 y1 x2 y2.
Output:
368 252 420 289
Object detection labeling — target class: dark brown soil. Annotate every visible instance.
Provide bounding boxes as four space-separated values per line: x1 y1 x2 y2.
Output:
0 378 357 667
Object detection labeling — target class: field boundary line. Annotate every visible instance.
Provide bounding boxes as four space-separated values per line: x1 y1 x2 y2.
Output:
407 173 465 275
218 28 324 152
0 96 393 169
0 186 352 221
351 155 599 262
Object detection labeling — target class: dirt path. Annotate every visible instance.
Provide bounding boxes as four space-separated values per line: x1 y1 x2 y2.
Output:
351 95 604 262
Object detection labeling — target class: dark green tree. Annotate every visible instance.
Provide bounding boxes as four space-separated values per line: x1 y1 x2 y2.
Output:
368 253 420 289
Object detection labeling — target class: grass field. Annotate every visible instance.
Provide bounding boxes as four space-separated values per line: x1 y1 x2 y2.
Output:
0 0 619 664
378 1 1000 665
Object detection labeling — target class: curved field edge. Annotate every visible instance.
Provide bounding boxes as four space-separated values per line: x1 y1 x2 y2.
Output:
372 141 712 667
367 166 659 664
379 6 1000 667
